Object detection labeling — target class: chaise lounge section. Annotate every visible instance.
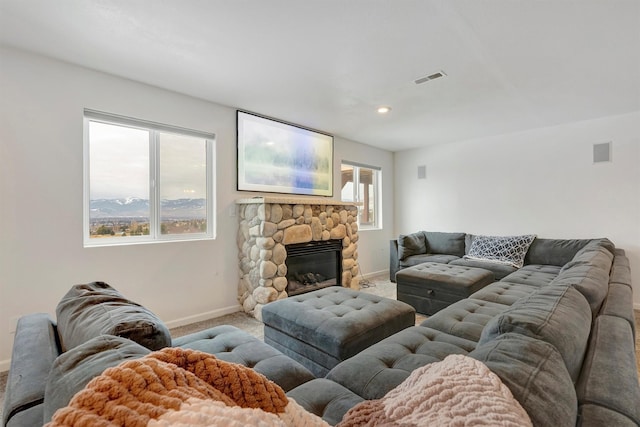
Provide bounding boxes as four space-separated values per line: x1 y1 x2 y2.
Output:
288 236 639 426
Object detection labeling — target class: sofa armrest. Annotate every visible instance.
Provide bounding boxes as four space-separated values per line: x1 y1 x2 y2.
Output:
389 239 400 282
576 315 640 425
3 313 61 427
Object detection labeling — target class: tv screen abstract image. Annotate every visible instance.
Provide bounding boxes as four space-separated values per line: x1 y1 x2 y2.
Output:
237 111 333 196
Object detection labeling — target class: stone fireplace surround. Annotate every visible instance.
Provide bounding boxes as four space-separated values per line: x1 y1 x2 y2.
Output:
236 197 360 320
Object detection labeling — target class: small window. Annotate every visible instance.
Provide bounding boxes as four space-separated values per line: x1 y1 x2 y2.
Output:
84 110 215 246
341 162 382 230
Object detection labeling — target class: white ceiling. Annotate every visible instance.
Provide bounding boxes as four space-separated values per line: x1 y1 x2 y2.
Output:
1 0 639 152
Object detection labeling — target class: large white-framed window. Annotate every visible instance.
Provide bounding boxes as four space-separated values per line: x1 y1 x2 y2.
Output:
341 161 382 230
83 110 216 247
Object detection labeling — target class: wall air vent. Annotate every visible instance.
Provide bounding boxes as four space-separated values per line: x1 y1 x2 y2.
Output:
415 71 447 85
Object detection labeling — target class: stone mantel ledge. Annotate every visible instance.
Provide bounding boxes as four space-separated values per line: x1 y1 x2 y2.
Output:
236 196 360 207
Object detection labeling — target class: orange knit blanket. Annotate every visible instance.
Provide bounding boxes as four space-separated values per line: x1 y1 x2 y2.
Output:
46 347 328 427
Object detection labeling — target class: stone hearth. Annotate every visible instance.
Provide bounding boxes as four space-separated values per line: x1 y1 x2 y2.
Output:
236 197 360 320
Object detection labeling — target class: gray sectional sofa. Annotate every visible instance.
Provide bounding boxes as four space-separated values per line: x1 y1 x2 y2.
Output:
2 282 315 427
3 234 638 426
288 234 639 426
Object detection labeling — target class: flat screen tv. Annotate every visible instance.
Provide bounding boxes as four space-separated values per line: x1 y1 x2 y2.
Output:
237 111 334 196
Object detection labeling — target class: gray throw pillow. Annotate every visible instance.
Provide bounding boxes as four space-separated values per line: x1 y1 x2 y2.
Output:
43 335 150 423
398 232 427 260
464 234 535 268
56 281 172 352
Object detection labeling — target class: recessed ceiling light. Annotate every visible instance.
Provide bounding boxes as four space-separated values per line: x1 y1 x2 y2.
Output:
377 106 392 114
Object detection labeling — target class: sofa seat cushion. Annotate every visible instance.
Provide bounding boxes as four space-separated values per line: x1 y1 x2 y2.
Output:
479 283 592 383
326 325 476 400
576 315 640 425
56 281 172 352
470 333 578 427
501 265 560 287
420 298 510 342
43 335 150 423
398 253 459 268
449 258 517 280
469 281 539 306
287 379 364 426
173 324 314 392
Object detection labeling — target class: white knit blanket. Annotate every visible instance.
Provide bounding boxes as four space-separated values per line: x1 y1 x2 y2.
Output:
338 354 533 427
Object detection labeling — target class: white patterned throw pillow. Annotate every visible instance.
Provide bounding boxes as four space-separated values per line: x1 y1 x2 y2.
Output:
464 234 536 268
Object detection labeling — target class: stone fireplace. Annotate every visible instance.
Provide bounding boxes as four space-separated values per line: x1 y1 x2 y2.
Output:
236 197 360 320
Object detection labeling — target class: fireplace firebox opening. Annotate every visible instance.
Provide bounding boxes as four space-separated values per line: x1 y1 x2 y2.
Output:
285 240 342 296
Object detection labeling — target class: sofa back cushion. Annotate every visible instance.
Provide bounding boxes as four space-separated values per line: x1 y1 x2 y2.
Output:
56 281 172 352
553 240 614 315
524 238 592 266
397 232 427 260
470 333 577 427
423 232 466 257
479 283 592 383
43 335 150 423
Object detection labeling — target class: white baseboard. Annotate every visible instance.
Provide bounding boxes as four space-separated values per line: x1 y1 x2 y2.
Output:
360 269 389 280
164 305 242 330
634 302 640 311
0 359 9 373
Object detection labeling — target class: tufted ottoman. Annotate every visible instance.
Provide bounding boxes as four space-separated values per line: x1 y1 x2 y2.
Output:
396 262 495 315
262 287 416 377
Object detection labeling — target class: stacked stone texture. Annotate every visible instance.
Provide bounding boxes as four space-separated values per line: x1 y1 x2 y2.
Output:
237 202 360 320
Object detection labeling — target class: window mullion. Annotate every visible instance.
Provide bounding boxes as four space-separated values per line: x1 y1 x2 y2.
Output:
353 166 359 203
206 138 215 238
149 130 160 239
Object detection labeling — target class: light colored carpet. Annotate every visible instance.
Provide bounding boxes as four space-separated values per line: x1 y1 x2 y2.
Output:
1 276 638 422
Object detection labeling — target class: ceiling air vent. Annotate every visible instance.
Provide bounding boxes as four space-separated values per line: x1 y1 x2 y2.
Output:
414 71 447 85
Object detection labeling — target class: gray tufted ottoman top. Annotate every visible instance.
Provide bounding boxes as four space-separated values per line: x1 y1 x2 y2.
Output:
262 287 415 376
396 262 494 295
